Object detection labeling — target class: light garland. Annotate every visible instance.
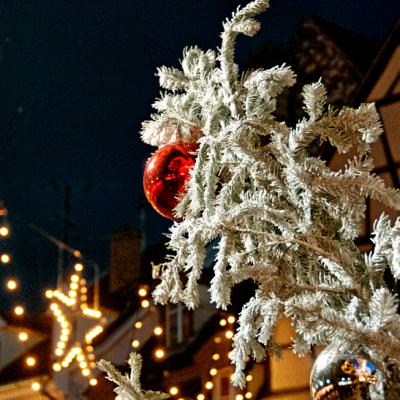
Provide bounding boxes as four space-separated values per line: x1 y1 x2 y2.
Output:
129 283 245 399
46 262 103 385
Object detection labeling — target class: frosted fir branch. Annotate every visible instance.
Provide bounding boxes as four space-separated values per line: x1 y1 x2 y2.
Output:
317 257 355 288
302 79 327 121
231 295 268 388
220 226 352 272
362 174 400 211
392 235 400 279
232 18 261 37
181 46 216 79
210 235 233 309
137 0 400 397
285 296 400 358
156 66 189 92
183 230 205 309
140 115 200 146
97 353 168 400
369 288 399 331
220 0 270 114
290 102 382 153
369 215 400 281
243 64 296 98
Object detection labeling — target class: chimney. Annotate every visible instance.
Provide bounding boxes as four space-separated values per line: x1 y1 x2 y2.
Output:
109 227 141 293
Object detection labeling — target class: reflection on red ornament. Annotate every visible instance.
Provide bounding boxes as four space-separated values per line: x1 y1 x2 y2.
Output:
143 142 198 220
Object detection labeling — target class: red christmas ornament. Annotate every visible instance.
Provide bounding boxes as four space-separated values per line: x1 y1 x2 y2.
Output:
143 142 198 220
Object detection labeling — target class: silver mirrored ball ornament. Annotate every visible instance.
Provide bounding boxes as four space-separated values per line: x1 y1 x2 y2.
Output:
310 343 383 400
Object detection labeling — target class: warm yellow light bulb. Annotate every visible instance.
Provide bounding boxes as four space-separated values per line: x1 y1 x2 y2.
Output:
1 253 11 264
209 368 217 376
141 299 150 308
132 340 140 348
73 250 82 258
45 289 53 298
153 326 163 336
53 363 61 372
154 348 165 359
14 305 24 316
82 368 90 376
79 361 88 369
77 354 85 362
89 378 98 386
214 337 222 344
245 392 252 399
138 287 147 297
71 274 79 283
74 263 83 271
205 381 213 390
6 279 18 291
225 330 234 339
227 315 236 324
245 374 253 382
0 226 9 237
197 394 205 400
18 331 28 342
55 348 63 356
235 395 244 400
31 381 41 392
25 356 36 367
134 321 143 329
212 353 220 361
219 318 227 326
169 387 179 396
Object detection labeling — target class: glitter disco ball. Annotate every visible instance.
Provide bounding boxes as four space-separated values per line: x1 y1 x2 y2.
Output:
310 343 383 400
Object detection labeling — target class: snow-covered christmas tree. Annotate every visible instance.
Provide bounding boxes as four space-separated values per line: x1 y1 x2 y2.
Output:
100 1 400 398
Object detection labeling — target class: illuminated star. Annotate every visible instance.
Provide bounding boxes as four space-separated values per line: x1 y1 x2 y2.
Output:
46 262 103 385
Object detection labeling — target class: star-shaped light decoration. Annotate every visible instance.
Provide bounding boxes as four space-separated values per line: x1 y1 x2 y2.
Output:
46 262 104 386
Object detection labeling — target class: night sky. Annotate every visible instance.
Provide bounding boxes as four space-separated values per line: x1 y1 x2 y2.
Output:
0 0 398 312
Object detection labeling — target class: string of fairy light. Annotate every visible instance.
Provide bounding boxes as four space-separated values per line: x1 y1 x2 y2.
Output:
123 287 255 400
0 201 103 393
0 202 22 303
0 201 40 385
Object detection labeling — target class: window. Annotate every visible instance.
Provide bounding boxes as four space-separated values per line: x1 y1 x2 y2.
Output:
166 303 193 347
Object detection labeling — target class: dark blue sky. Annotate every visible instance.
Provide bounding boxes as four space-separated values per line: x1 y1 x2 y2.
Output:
0 0 398 312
